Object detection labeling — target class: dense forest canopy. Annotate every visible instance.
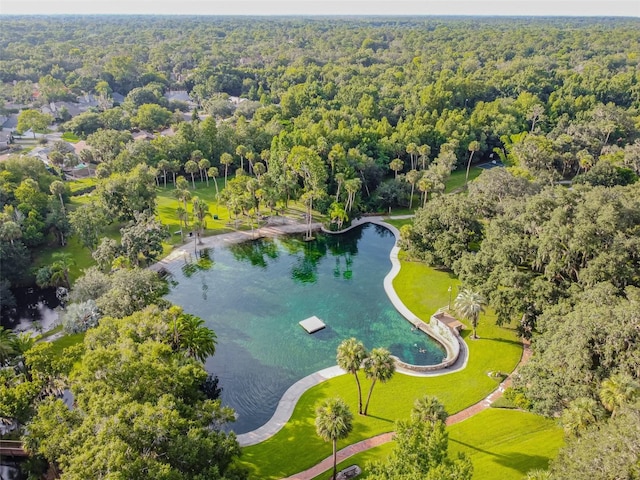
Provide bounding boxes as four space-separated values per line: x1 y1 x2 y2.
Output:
0 15 639 479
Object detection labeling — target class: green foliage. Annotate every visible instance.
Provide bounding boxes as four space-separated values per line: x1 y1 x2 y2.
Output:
315 397 354 480
24 306 246 480
515 284 640 416
447 409 564 480
399 195 482 269
367 419 472 480
549 401 640 480
336 338 367 415
119 212 169 266
241 260 522 479
16 110 53 137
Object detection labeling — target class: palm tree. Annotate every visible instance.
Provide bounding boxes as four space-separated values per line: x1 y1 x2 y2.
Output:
252 162 266 179
0 220 22 245
10 332 35 372
328 202 349 230
411 395 448 425
334 172 346 202
192 197 210 244
405 169 420 209
184 160 199 189
599 373 640 417
465 140 480 186
157 159 170 188
175 314 217 362
198 158 211 186
363 347 395 416
246 150 256 175
175 176 191 209
406 142 418 170
315 397 353 480
236 144 248 171
417 174 433 207
49 253 74 289
454 288 486 339
0 327 16 366
169 160 181 186
49 180 66 214
336 338 367 414
208 166 220 199
418 144 431 170
344 178 361 213
389 158 403 179
176 206 187 242
561 397 604 436
220 152 234 187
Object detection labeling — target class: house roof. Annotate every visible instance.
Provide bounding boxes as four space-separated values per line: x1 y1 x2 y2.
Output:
2 115 19 130
164 90 191 103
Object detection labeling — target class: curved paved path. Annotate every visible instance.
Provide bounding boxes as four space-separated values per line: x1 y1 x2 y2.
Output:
282 339 532 480
237 215 469 447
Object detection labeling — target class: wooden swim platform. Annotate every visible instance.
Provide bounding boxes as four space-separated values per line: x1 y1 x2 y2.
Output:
299 316 326 333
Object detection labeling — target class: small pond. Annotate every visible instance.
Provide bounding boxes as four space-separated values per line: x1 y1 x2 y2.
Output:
0 287 60 333
165 223 446 434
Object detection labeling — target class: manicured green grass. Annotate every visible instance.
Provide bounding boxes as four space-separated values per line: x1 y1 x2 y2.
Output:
37 325 63 340
312 442 395 480
61 132 80 143
156 181 236 245
240 256 523 479
32 195 124 281
448 409 564 479
318 409 563 480
445 166 483 193
385 218 413 230
49 332 85 357
68 177 97 194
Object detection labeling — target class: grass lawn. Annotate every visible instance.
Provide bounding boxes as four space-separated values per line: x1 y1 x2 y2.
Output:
319 409 563 480
49 332 85 357
447 409 564 479
68 177 97 194
445 166 483 193
385 218 413 230
32 196 123 282
61 132 80 143
240 256 523 479
156 180 236 246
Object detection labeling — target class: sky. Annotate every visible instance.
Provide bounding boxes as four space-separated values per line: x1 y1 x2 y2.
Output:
0 0 638 17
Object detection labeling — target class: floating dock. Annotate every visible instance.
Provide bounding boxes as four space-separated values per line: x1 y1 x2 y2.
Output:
299 316 326 333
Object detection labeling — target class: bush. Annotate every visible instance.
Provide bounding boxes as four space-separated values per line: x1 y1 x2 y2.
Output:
59 299 101 333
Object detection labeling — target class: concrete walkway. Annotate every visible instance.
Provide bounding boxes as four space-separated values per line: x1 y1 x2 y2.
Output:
236 215 468 447
282 340 532 480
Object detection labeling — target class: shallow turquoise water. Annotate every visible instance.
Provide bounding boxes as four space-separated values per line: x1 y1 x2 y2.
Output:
166 223 445 433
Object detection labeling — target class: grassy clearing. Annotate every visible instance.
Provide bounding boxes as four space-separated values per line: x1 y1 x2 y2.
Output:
445 166 483 193
61 132 80 143
384 218 413 230
318 409 562 480
37 177 323 280
67 177 97 194
240 255 522 479
448 409 564 479
49 332 85 357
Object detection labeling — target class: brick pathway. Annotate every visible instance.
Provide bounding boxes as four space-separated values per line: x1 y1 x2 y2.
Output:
283 339 532 480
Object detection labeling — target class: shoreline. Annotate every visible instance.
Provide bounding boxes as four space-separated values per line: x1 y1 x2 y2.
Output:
152 216 468 447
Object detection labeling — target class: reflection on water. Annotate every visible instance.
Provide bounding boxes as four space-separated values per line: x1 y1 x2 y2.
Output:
0 461 26 480
166 224 446 434
0 287 60 333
